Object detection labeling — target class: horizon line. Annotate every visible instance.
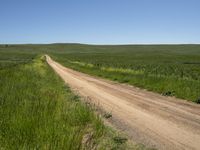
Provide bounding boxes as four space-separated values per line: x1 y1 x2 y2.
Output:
1 42 200 46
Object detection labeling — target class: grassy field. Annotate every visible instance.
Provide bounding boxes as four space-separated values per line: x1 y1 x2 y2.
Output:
1 44 200 103
1 44 199 149
0 49 143 149
48 44 200 103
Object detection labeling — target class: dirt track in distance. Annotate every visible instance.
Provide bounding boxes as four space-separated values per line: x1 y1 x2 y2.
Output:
46 55 200 150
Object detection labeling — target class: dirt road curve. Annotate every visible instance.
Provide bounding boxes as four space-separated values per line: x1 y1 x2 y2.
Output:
46 55 200 150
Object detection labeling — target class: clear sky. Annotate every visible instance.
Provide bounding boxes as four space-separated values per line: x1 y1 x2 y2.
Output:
0 0 200 44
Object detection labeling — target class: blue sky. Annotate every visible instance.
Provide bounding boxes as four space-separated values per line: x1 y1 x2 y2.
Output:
0 0 200 44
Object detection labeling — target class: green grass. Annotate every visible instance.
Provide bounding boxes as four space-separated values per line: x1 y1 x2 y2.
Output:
1 44 200 103
0 56 101 149
47 44 200 103
0 51 145 149
1 44 199 149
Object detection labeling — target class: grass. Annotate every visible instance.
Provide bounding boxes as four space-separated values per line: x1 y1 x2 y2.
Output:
0 50 145 149
1 43 199 149
1 44 200 102
47 44 200 103
0 55 101 149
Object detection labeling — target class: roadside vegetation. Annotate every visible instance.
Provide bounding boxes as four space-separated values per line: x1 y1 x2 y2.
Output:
49 44 200 103
0 48 144 149
2 44 198 149
1 44 200 103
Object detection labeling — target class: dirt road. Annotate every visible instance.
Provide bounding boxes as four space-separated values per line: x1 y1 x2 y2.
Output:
46 55 200 150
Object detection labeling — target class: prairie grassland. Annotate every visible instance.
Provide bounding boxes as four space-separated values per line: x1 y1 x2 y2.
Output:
1 44 200 103
0 49 142 149
1 44 198 149
48 44 200 103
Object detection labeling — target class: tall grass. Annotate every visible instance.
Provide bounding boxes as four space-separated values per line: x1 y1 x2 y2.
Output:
0 56 106 149
0 46 148 149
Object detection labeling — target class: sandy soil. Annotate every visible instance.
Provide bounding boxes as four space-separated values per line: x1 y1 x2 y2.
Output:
46 55 200 150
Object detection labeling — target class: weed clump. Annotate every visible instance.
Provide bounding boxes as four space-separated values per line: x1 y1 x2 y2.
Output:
162 91 175 96
103 112 112 119
196 97 200 104
113 136 127 144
